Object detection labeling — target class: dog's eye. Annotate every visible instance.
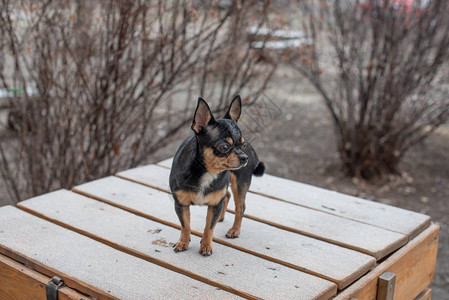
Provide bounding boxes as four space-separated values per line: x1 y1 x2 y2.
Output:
241 142 248 150
217 143 230 153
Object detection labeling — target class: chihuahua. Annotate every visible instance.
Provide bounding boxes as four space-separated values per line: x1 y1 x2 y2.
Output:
169 96 265 256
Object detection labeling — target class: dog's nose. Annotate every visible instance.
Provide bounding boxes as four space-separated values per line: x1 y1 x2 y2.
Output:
239 154 248 165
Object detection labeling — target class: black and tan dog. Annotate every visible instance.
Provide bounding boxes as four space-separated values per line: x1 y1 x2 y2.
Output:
169 96 264 256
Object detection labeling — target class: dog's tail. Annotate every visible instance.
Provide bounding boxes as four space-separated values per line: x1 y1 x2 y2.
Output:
252 161 265 177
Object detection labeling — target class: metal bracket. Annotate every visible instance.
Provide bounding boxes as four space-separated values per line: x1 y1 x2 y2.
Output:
377 272 396 300
46 276 64 300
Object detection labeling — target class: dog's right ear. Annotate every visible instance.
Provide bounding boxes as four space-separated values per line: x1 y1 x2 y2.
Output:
224 95 242 122
192 97 215 134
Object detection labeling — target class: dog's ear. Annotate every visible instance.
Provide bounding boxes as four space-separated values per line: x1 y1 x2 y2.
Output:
224 95 242 122
192 97 215 134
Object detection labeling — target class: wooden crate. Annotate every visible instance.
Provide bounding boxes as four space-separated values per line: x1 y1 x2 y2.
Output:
0 159 438 299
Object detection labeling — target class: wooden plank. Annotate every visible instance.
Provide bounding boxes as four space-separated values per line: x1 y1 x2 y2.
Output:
74 176 376 290
0 206 240 300
18 190 338 300
414 288 431 300
335 224 439 300
156 157 431 240
0 253 86 300
157 157 173 168
249 174 431 239
116 165 407 260
225 189 406 260
119 164 172 193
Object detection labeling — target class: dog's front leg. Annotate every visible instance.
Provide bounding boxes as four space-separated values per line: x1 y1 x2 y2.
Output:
200 199 224 256
174 202 191 252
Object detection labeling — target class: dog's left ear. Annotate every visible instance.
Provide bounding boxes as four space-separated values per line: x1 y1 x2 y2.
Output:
224 95 242 122
192 97 215 134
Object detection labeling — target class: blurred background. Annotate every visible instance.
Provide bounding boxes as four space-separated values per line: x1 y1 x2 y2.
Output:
0 0 448 297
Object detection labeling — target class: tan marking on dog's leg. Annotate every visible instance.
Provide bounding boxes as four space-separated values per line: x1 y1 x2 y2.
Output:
173 206 191 252
174 190 195 206
226 173 248 239
200 205 219 256
219 190 231 222
204 187 226 206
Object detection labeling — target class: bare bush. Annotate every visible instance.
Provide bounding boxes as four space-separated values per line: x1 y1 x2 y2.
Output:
0 0 278 202
291 0 449 179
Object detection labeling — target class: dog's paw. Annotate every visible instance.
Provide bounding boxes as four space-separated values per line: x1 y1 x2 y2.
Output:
226 228 240 239
173 240 189 253
199 243 213 256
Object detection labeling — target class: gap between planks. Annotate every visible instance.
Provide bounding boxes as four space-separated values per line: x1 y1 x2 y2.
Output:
71 186 343 288
16 204 257 300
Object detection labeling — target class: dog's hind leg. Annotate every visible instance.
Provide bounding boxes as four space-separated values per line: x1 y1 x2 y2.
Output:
218 190 231 222
226 173 249 239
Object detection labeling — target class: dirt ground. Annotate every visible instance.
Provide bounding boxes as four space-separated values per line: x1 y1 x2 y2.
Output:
1 69 448 298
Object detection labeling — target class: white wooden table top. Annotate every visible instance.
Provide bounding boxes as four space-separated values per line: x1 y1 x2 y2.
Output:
0 157 432 299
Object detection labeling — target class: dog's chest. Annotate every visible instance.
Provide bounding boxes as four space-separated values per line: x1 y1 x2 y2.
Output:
173 172 226 206
194 173 218 205
199 172 217 190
